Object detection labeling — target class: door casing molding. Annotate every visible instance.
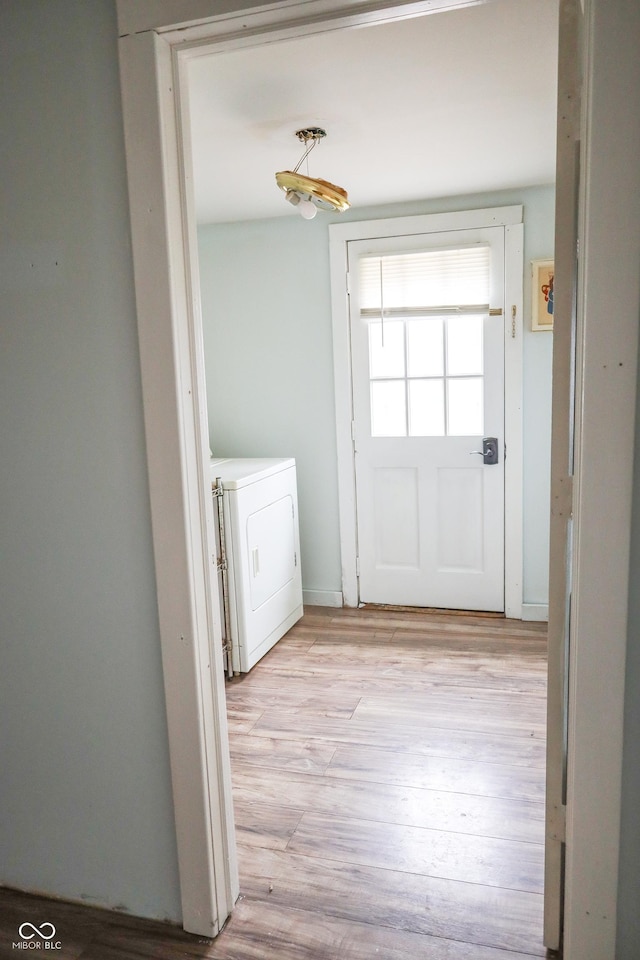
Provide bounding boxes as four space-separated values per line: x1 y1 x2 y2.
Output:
329 207 524 616
116 2 637 955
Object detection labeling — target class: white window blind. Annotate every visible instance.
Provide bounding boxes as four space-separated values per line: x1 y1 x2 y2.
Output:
359 244 491 314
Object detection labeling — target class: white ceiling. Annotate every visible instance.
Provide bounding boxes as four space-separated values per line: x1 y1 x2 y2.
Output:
187 0 559 224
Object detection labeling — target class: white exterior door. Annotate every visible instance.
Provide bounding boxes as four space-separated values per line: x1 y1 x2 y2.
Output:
349 227 506 611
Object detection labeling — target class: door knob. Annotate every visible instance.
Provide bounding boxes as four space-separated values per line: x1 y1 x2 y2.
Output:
469 437 499 465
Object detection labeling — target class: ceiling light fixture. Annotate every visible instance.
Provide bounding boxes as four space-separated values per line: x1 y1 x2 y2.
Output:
275 127 350 218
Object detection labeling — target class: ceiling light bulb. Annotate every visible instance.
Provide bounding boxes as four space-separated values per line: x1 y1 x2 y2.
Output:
298 198 317 220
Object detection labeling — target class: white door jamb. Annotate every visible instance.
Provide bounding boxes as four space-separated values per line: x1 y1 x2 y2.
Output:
329 208 524 617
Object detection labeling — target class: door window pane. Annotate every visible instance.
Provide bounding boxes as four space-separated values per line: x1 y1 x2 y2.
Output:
446 314 483 376
371 380 406 436
406 318 444 377
447 378 484 435
369 319 405 378
409 379 445 436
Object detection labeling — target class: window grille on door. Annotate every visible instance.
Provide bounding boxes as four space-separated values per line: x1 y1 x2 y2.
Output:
359 245 491 438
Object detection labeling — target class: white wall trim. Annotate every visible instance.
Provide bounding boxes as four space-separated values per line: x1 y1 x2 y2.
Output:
118 27 239 939
522 603 549 622
562 0 640 956
543 5 579 945
116 0 491 42
329 227 359 607
303 590 344 607
503 222 524 620
329 207 524 614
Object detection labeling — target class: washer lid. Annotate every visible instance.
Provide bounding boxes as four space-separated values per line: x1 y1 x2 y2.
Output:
209 457 295 489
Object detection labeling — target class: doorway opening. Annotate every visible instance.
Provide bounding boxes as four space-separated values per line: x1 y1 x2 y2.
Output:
182 3 554 951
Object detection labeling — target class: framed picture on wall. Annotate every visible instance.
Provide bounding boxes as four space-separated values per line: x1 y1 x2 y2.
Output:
531 259 555 331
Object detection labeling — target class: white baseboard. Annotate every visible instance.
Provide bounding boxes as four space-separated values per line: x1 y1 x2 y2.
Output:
303 589 343 608
522 603 549 622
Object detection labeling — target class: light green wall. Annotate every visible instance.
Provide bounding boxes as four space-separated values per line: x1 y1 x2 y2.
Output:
199 185 555 605
0 0 181 921
199 217 342 598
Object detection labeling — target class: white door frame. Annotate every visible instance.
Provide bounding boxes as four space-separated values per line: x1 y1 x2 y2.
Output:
561 1 640 956
329 209 524 616
543 0 581 949
116 1 638 956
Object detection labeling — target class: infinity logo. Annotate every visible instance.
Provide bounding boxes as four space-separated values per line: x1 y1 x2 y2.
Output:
18 922 56 940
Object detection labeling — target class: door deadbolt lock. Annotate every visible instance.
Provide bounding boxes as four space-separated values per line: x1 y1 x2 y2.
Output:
470 437 499 465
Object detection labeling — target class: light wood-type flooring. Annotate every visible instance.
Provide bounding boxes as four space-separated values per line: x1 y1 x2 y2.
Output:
0 606 549 959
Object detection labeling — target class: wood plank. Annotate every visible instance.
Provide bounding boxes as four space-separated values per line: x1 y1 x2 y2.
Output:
226 706 263 734
389 620 546 640
236 845 545 956
300 639 548 670
352 694 546 739
229 734 336 774
233 800 304 850
225 683 360 720
349 690 547 719
287 812 543 893
236 657 547 696
325 743 545 801
233 653 546 703
298 610 546 640
248 712 547 767
231 765 545 843
291 624 397 643
281 628 546 657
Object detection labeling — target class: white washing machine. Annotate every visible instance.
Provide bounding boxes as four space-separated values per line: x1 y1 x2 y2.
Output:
210 457 303 674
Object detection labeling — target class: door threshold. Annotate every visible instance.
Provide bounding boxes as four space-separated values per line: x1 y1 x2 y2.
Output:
359 603 505 618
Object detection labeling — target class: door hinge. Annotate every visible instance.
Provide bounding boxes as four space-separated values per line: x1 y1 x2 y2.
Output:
216 557 227 573
548 802 567 843
355 556 360 577
511 304 517 338
551 474 573 520
212 482 224 499
294 552 298 567
346 271 352 296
